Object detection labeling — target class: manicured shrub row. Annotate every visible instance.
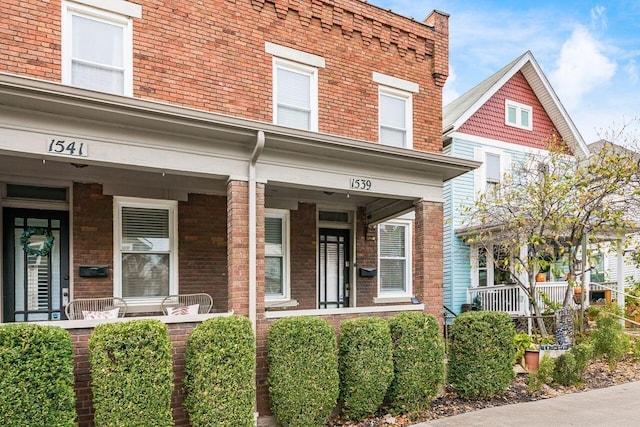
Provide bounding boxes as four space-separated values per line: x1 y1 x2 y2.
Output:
268 316 340 426
89 320 173 427
339 317 393 420
185 315 256 427
388 312 445 413
0 324 76 426
448 311 516 399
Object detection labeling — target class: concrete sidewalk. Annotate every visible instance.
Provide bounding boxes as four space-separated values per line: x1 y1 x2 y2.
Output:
413 381 640 427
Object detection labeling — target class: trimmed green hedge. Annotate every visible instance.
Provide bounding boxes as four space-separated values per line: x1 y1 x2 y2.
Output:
267 316 339 426
387 312 446 413
89 320 173 426
0 324 76 426
185 315 256 427
448 311 516 399
339 317 393 420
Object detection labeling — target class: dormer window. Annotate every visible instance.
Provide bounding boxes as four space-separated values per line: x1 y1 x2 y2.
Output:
505 100 532 131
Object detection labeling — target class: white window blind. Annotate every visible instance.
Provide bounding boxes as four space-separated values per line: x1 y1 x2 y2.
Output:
120 205 172 298
485 153 501 183
378 223 409 293
265 216 285 298
380 93 407 147
276 66 312 130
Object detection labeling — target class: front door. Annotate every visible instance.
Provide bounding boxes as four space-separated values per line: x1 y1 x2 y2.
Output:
2 208 69 322
318 228 350 309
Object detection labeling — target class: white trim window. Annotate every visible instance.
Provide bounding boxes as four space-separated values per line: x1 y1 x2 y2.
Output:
114 197 178 301
473 147 511 196
265 209 290 302
373 72 418 149
471 244 512 287
378 86 413 148
272 59 318 131
505 99 533 131
378 220 412 296
61 1 135 96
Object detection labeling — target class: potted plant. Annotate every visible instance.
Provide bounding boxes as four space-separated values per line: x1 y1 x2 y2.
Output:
513 333 532 366
523 342 540 372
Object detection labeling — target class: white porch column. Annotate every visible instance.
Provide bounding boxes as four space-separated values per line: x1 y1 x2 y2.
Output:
617 242 625 314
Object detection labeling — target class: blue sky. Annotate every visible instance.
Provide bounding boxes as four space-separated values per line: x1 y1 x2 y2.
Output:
370 0 640 144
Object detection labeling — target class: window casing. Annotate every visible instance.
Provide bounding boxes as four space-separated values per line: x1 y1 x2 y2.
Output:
472 245 513 287
379 86 413 148
273 59 318 131
114 198 178 301
62 1 134 96
378 220 412 296
474 147 510 197
505 99 533 131
265 209 290 301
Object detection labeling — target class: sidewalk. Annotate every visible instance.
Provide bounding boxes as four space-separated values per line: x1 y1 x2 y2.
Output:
413 381 640 426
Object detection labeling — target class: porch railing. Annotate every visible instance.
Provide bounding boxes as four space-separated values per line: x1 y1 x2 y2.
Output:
468 282 571 316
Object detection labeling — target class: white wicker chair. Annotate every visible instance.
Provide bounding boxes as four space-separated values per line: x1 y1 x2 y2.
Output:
161 293 213 315
65 297 128 320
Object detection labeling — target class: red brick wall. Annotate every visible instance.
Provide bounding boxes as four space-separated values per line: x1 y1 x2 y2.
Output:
458 71 559 149
414 200 444 325
72 183 114 299
0 0 447 153
178 193 228 313
226 180 249 316
289 203 317 309
355 207 379 305
70 322 199 427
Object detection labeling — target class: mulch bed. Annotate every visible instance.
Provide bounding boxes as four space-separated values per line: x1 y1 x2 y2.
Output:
328 358 640 426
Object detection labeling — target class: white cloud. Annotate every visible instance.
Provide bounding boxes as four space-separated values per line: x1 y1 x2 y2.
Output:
590 5 607 30
443 65 460 105
550 25 616 109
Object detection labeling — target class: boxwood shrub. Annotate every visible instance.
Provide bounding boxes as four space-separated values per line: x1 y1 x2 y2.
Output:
387 311 446 413
185 315 255 427
0 324 76 426
448 311 516 399
339 317 393 420
89 320 173 426
267 316 339 426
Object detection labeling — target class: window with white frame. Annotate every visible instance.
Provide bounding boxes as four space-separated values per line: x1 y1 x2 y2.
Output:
373 72 418 149
62 1 138 96
472 244 513 287
485 152 501 192
266 42 324 132
265 209 290 301
505 99 533 131
115 198 177 300
378 220 412 296
474 147 510 197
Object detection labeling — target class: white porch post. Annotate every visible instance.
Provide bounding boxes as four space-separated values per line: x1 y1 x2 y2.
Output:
617 242 625 315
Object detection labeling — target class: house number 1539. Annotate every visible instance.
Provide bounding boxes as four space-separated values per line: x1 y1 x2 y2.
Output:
350 178 372 191
47 138 87 157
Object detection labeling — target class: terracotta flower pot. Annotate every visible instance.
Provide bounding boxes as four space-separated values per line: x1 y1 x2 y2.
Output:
524 350 540 372
535 272 546 282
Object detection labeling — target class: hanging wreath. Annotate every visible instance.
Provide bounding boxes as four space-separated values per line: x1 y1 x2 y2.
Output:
20 227 55 257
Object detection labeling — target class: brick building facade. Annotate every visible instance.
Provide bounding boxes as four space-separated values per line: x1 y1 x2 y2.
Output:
0 0 478 424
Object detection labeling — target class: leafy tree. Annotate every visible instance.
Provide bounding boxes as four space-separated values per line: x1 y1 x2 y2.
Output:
462 134 640 334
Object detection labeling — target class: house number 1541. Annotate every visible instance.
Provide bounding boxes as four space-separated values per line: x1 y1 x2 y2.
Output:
47 138 87 157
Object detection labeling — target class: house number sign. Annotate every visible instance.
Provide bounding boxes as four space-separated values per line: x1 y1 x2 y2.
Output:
47 137 88 157
349 177 373 191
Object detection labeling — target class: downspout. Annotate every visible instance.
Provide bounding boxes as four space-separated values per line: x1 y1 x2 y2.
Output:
249 131 265 333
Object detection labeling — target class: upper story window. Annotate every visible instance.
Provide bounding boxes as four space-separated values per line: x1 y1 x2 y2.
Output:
378 219 412 297
265 209 290 301
373 72 418 149
474 147 511 197
505 99 533 131
62 1 141 96
114 197 178 301
266 42 325 132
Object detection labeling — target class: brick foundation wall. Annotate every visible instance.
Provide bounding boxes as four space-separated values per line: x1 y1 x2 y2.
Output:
1 0 447 153
73 183 114 299
178 193 228 312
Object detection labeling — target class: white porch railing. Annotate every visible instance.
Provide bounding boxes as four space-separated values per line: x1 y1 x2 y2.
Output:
467 282 571 315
